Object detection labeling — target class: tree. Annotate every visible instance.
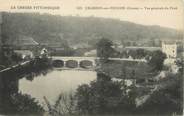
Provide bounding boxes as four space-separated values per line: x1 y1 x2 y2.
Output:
96 38 114 62
1 92 44 115
137 74 183 115
44 92 76 116
136 49 146 59
11 52 23 63
147 50 166 71
75 73 136 115
175 59 183 74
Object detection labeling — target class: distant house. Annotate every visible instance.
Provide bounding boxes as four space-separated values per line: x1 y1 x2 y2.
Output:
161 41 178 65
109 66 138 87
14 50 33 59
48 44 65 56
112 78 136 87
163 58 176 66
84 50 97 57
47 43 73 56
112 77 136 95
40 48 49 58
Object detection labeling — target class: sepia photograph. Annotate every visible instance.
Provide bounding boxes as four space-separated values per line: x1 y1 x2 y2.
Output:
0 0 183 115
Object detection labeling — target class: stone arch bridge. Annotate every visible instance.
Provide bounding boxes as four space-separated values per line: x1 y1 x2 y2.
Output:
51 57 97 70
51 56 147 70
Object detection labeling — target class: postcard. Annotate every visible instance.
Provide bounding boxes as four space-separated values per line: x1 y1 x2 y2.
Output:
0 0 183 115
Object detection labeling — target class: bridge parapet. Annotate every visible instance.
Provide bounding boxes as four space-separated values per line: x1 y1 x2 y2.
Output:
51 56 147 69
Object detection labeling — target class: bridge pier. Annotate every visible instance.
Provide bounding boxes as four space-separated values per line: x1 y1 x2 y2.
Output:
63 61 66 67
77 62 80 68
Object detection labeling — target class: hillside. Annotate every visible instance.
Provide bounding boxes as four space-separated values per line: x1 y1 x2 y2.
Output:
1 12 182 47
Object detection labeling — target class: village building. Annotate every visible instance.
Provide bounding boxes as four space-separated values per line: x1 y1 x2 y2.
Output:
40 48 49 58
162 41 177 58
161 41 178 66
46 43 73 56
14 50 33 59
112 78 136 87
84 49 97 57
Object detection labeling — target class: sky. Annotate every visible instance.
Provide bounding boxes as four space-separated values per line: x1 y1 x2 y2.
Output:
0 0 183 30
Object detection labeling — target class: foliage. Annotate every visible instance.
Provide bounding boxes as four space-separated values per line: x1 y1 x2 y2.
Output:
75 73 136 115
0 57 52 115
24 57 53 80
128 49 148 59
96 38 115 62
98 60 153 80
11 52 23 63
44 92 76 116
136 73 183 115
0 57 53 81
147 50 166 71
1 92 44 115
175 59 183 74
1 45 23 67
2 12 182 50
120 49 151 60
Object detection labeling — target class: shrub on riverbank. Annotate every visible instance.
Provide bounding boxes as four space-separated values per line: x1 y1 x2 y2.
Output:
136 73 183 115
75 73 137 115
1 92 44 115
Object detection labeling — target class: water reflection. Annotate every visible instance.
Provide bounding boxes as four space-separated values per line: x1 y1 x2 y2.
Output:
19 70 97 105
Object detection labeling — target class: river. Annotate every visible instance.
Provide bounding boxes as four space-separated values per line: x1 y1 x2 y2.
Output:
19 70 97 106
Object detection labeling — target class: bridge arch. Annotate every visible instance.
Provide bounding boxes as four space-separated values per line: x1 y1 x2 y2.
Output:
52 60 64 68
79 60 93 69
65 60 78 68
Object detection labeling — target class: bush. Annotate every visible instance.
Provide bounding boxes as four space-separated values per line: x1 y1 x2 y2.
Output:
136 73 183 115
75 73 136 115
44 92 76 116
1 92 44 115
